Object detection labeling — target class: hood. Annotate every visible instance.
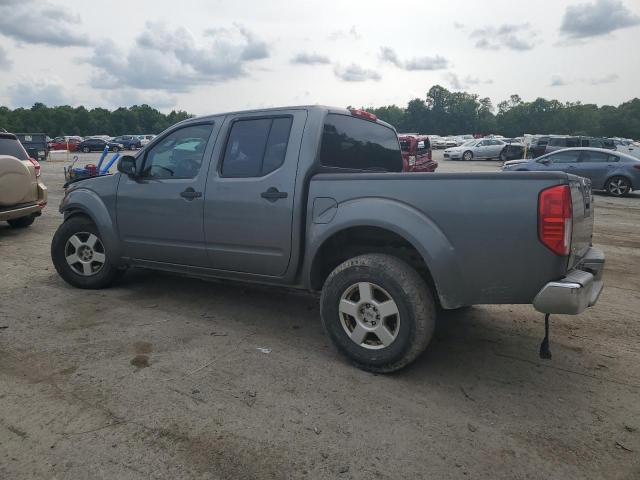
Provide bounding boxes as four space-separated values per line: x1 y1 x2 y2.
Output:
503 159 529 167
444 146 463 152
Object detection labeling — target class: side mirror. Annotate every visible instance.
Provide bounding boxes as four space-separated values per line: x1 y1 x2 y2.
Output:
117 155 137 177
540 158 551 165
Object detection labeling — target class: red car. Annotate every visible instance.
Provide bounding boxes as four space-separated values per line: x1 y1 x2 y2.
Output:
48 137 82 151
398 134 437 172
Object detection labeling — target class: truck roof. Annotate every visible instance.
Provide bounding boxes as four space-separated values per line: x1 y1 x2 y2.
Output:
186 105 396 131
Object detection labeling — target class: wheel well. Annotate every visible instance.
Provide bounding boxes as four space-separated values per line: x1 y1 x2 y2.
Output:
309 226 438 300
64 210 94 223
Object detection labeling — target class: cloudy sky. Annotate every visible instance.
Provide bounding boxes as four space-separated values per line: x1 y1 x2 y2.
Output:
0 0 639 114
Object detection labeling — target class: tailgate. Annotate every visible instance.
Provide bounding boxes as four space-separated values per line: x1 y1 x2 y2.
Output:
568 175 594 268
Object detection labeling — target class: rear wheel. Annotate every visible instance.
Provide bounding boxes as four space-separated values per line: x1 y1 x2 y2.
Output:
320 254 436 373
112 146 120 152
462 150 473 161
605 176 631 197
82 146 90 153
7 215 35 228
51 216 123 289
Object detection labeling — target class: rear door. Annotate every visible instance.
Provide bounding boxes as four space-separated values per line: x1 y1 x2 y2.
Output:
203 110 307 276
575 150 618 189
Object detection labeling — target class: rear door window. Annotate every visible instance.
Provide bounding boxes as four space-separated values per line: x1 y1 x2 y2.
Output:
320 114 402 172
221 117 292 178
417 140 430 155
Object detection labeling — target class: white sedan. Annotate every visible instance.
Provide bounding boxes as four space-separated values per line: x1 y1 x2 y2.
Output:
443 139 506 161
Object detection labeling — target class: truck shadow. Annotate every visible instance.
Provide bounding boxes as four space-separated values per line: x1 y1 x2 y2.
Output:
116 269 587 396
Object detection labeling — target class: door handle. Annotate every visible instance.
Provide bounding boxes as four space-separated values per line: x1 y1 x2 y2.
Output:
180 187 202 200
261 187 288 202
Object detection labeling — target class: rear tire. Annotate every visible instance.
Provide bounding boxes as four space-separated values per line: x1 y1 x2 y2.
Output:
7 216 35 228
605 176 631 197
463 151 473 161
320 254 436 373
82 147 90 153
51 216 123 289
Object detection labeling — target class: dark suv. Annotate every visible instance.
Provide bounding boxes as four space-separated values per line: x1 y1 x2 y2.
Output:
529 136 615 158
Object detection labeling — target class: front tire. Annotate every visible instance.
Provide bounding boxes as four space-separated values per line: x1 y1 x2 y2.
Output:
7 216 35 228
51 216 123 289
82 147 90 153
462 150 473 161
605 176 631 197
320 254 436 373
112 146 120 152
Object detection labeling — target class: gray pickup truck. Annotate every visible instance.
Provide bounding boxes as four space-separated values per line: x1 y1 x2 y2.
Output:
51 106 604 372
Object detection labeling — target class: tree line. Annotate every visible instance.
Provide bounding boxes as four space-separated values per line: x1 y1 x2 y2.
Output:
0 103 192 137
1 85 639 139
366 85 640 139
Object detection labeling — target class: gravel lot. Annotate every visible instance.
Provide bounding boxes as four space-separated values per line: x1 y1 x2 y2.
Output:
1 151 639 479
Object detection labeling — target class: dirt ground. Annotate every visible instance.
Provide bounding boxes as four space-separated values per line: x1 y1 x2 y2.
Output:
1 152 639 479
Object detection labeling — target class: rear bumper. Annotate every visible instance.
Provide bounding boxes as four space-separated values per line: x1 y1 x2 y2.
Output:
0 203 42 221
533 247 605 314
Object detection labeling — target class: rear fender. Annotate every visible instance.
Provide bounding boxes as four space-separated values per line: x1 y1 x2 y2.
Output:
304 197 468 308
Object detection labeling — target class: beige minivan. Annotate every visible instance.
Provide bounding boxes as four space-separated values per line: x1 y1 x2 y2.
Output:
0 132 47 228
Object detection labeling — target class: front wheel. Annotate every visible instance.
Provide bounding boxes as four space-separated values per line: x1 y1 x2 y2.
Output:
462 150 473 161
605 176 631 197
320 254 436 373
51 216 124 289
499 151 508 162
112 146 120 152
82 147 90 153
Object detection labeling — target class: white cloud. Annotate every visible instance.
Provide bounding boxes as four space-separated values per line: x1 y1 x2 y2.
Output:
560 0 640 39
291 52 331 65
85 22 269 93
334 63 381 82
8 76 72 107
0 0 90 47
470 23 537 51
380 47 448 71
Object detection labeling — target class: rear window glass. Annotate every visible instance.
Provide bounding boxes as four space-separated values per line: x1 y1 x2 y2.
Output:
417 140 430 155
320 114 402 172
0 138 29 160
399 140 411 152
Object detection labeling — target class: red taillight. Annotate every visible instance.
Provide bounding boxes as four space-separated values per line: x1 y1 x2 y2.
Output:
349 109 377 122
538 185 572 256
28 157 41 177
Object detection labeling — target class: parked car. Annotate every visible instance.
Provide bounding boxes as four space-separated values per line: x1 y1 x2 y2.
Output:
112 135 142 150
398 134 437 172
499 141 526 161
15 133 50 161
529 136 614 158
431 136 446 149
0 132 47 228
443 138 506 160
51 106 604 373
137 134 156 146
502 147 640 197
48 136 82 151
77 138 124 153
443 137 458 148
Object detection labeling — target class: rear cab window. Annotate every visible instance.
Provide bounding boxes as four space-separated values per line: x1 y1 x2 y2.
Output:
0 135 30 160
319 114 402 172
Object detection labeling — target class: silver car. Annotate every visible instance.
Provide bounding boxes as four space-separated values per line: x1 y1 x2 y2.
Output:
443 138 506 161
502 147 640 197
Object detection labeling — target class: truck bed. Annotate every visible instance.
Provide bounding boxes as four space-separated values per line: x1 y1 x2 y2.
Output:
307 171 593 308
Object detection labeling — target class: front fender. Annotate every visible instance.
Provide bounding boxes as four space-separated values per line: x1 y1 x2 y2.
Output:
60 187 123 264
303 197 468 308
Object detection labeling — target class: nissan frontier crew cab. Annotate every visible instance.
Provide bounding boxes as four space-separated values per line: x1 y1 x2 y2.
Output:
51 106 605 372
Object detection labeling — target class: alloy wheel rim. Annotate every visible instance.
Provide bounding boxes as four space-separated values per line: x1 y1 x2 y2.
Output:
338 282 401 350
609 179 628 195
65 232 106 276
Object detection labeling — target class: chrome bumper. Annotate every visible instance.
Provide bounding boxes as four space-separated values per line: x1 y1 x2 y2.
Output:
533 247 605 315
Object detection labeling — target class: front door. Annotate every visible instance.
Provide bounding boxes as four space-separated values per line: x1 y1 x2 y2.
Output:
116 122 218 266
203 110 307 277
538 150 581 173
